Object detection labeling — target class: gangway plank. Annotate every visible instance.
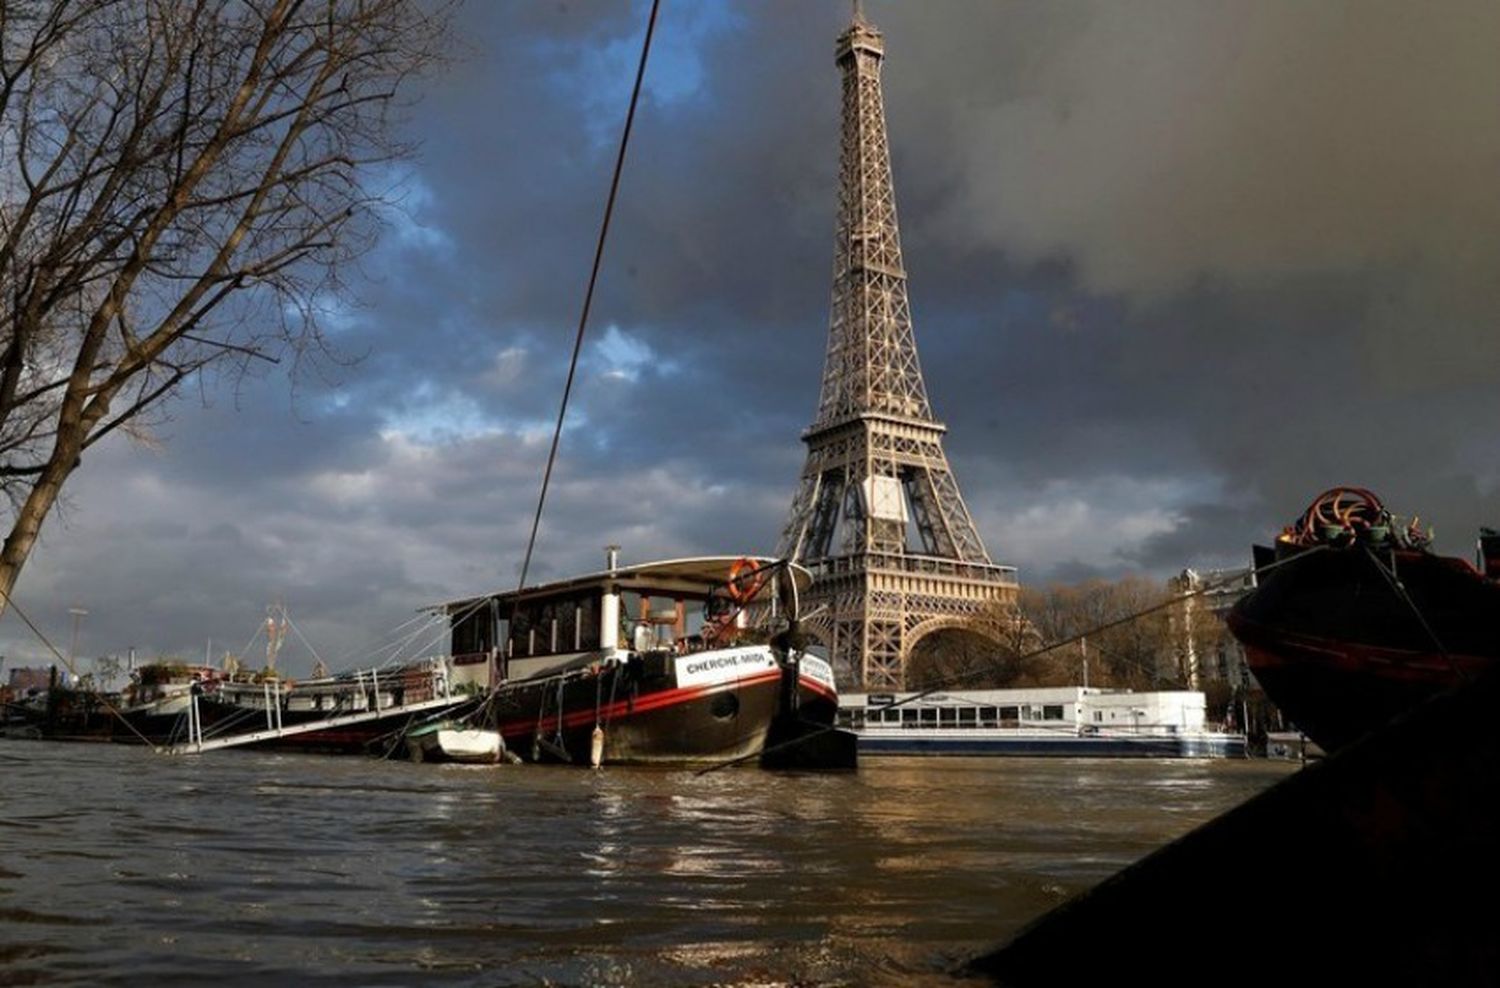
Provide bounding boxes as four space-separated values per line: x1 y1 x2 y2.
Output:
164 695 469 755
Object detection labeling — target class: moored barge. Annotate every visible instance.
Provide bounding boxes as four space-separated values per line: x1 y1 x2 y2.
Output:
432 554 844 766
1227 486 1500 752
840 687 1244 758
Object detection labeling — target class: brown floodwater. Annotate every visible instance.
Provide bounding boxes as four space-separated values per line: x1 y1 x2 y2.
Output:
0 741 1294 986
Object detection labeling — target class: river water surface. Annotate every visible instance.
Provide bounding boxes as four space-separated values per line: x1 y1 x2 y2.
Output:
0 742 1293 986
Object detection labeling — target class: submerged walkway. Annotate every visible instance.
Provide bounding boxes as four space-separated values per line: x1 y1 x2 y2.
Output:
164 695 467 754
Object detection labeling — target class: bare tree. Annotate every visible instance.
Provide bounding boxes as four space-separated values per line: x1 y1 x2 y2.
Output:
906 627 1014 691
1017 576 1176 690
0 0 451 615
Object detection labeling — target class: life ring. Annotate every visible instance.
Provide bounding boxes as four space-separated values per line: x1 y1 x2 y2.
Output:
725 557 762 604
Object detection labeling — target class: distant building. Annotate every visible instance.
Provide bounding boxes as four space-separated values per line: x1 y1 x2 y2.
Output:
7 666 61 693
1165 567 1256 689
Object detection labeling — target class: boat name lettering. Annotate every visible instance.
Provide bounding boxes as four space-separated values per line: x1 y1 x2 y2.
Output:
684 654 763 676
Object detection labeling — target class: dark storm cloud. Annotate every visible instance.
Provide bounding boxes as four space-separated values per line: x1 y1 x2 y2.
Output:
7 1 1498 668
875 0 1500 560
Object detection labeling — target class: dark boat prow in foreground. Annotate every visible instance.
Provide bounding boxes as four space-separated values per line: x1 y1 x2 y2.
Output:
969 661 1500 986
1226 486 1500 752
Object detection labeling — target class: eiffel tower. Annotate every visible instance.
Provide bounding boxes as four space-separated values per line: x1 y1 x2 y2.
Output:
777 6 1019 692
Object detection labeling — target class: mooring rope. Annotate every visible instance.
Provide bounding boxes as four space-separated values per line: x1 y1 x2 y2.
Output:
281 611 329 675
387 596 490 671
512 0 660 600
0 586 161 749
308 610 432 673
468 0 659 731
1361 545 1468 684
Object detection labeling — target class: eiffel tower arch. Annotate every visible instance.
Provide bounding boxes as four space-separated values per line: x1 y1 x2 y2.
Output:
777 9 1019 692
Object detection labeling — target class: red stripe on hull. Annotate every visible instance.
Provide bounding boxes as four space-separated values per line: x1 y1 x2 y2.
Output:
797 678 839 706
496 669 783 737
1233 611 1486 750
1233 613 1485 686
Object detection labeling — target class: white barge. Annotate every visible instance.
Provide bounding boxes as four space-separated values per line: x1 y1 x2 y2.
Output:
840 686 1245 758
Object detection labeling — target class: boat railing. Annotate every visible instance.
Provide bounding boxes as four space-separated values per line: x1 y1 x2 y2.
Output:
173 657 462 752
807 552 1019 585
214 657 455 712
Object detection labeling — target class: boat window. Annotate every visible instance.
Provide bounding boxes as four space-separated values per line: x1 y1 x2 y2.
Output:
510 606 534 658
979 706 998 727
556 602 574 653
999 706 1019 726
535 599 554 652
939 707 957 728
620 592 692 651
449 606 495 659
919 708 938 725
883 708 901 723
901 708 918 725
958 707 977 723
1042 704 1064 721
506 591 603 658
578 594 600 650
1094 711 1103 722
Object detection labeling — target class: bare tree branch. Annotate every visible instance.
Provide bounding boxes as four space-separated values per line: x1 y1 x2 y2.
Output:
0 0 454 612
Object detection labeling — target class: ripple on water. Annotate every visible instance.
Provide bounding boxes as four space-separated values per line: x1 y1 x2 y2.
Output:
0 742 1294 986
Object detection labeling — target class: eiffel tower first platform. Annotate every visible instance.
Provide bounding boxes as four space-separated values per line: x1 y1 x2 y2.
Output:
777 8 1019 692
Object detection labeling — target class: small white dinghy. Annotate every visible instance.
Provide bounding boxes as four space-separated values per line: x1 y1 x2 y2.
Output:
406 721 508 764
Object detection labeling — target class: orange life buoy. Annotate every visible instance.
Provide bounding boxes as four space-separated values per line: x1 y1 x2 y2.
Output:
725 557 761 604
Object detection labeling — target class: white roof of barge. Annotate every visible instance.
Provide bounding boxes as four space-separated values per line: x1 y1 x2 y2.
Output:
425 556 812 613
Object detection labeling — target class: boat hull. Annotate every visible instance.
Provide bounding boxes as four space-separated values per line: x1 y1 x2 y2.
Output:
493 665 779 765
409 727 504 764
490 648 840 766
856 730 1245 758
1228 544 1498 751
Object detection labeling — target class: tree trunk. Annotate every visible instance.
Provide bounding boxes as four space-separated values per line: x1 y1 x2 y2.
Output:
0 430 86 622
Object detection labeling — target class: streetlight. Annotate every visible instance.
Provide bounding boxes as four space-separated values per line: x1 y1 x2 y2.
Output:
68 606 88 663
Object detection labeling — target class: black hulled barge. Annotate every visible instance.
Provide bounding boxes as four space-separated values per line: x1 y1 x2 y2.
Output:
433 553 847 766
1227 487 1500 752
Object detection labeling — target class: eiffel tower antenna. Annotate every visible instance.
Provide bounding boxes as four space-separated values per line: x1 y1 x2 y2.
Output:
777 9 1019 691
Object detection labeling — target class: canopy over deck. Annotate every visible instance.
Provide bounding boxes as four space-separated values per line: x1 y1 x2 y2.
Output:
427 556 811 615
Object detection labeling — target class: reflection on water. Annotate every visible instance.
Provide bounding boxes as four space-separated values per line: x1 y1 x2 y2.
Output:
0 743 1292 986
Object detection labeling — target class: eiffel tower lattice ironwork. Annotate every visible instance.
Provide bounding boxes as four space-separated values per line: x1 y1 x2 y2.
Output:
777 9 1019 692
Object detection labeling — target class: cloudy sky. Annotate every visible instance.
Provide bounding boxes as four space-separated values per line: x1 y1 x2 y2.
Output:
5 0 1500 673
